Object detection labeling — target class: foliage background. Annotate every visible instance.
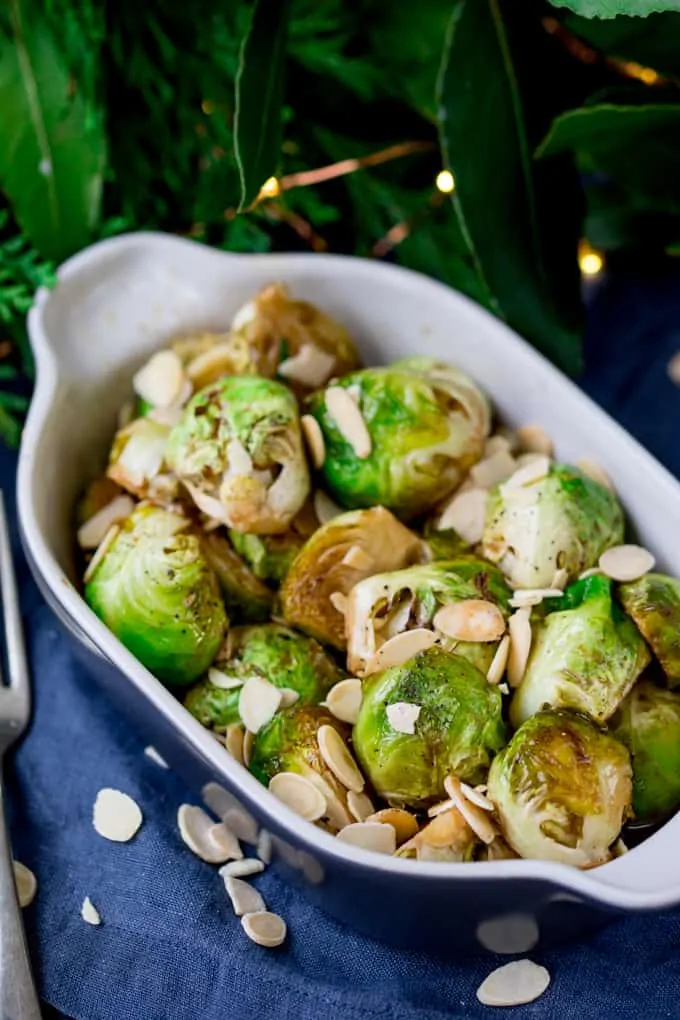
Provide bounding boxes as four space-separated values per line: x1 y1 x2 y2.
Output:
1 0 680 444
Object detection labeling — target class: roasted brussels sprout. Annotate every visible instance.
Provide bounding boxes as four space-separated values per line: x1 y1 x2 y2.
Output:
487 710 632 867
166 375 310 534
482 461 624 588
229 529 306 585
353 646 506 808
84 504 227 686
510 575 650 728
346 557 511 676
308 358 490 519
611 679 680 822
184 624 344 730
619 573 680 688
201 531 273 622
280 506 423 649
420 520 471 561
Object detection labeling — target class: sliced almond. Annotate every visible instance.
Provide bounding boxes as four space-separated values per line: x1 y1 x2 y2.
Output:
329 591 348 615
420 807 467 847
313 489 342 526
226 437 253 476
509 588 563 609
219 858 266 879
599 544 655 583
551 567 569 590
242 910 287 948
225 724 245 764
516 424 554 457
459 781 495 812
317 725 365 793
278 344 335 388
502 455 550 491
83 524 120 584
279 688 300 709
143 745 169 769
476 960 551 1007
437 488 487 543
13 861 37 908
444 776 497 844
301 414 326 469
208 667 244 690
507 607 532 688
486 634 510 685
239 676 283 734
77 495 135 550
341 545 373 571
336 822 397 854
385 701 421 735
325 386 372 459
470 449 517 488
177 804 242 863
427 798 458 819
231 300 257 331
93 788 143 842
347 790 375 822
81 896 101 926
224 876 266 917
269 772 327 822
365 628 436 675
366 808 418 845
577 457 614 491
186 343 238 390
326 678 363 725
484 434 514 458
433 600 506 643
243 729 254 767
133 350 185 408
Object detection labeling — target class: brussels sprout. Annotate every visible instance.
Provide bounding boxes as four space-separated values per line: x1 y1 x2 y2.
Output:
610 679 680 822
308 358 490 519
420 520 471 561
84 504 227 686
619 573 680 688
280 506 424 649
184 624 344 729
166 375 310 534
487 710 632 867
482 462 624 588
201 531 273 622
510 575 649 728
352 646 506 809
229 529 305 586
346 557 511 676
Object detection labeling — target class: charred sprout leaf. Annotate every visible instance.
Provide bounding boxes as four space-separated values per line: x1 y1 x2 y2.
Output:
353 646 506 809
483 462 624 588
309 358 490 520
488 709 632 867
84 504 227 686
511 575 649 727
280 506 424 649
619 573 680 687
201 531 273 623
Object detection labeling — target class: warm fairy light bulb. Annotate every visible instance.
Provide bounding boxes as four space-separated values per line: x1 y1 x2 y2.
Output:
258 176 280 198
436 170 455 194
578 241 604 278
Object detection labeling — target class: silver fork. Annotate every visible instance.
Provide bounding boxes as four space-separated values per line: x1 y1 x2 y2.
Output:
0 491 41 1020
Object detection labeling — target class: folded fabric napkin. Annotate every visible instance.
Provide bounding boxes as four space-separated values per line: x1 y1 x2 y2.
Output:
7 259 680 1020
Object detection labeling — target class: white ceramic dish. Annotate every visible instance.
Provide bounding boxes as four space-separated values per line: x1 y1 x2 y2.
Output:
17 231 680 953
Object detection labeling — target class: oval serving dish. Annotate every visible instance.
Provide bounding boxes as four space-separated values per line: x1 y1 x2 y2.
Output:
17 231 680 954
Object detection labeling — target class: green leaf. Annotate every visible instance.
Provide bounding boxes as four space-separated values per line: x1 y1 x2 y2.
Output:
437 0 583 374
234 0 292 211
563 11 680 77
0 0 106 261
548 0 680 17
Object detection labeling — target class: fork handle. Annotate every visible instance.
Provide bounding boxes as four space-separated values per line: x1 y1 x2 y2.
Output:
0 768 41 1020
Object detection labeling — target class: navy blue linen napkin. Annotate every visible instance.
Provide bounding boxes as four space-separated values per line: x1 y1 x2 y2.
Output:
7 259 680 1020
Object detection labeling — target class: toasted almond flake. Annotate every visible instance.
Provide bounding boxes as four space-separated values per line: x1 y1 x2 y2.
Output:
341 545 373 571
668 351 680 385
226 437 254 476
301 414 326 469
385 701 421 735
325 386 372 459
208 667 244 690
329 591 348 615
420 806 467 847
579 566 603 580
305 774 353 831
219 858 266 880
551 567 569 590
81 896 101 926
186 344 236 390
225 724 245 764
327 678 363 725
269 772 327 821
577 457 613 491
507 607 532 688
83 524 120 583
599 544 655 583
470 449 517 489
433 600 506 643
427 798 457 819
347 790 375 822
498 681 510 695
317 725 365 792
278 344 335 388
516 424 554 457
242 910 287 948
222 806 259 846
177 804 242 863
459 781 494 812
366 808 418 845
93 788 143 842
243 730 254 767
313 489 343 526
486 634 510 685
476 960 550 1007
365 629 437 675
279 688 300 709
444 776 497 844
143 745 169 769
484 434 514 458
257 829 272 864
436 488 487 543
509 588 564 609
133 350 185 408
239 675 283 734
77 495 135 549
13 861 37 908
336 822 396 854
224 876 266 917
502 455 550 491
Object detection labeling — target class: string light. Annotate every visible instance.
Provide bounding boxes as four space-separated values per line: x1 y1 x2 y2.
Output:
578 240 604 278
436 170 456 194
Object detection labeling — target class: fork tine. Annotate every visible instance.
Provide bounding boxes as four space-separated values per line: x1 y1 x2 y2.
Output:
0 492 29 710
